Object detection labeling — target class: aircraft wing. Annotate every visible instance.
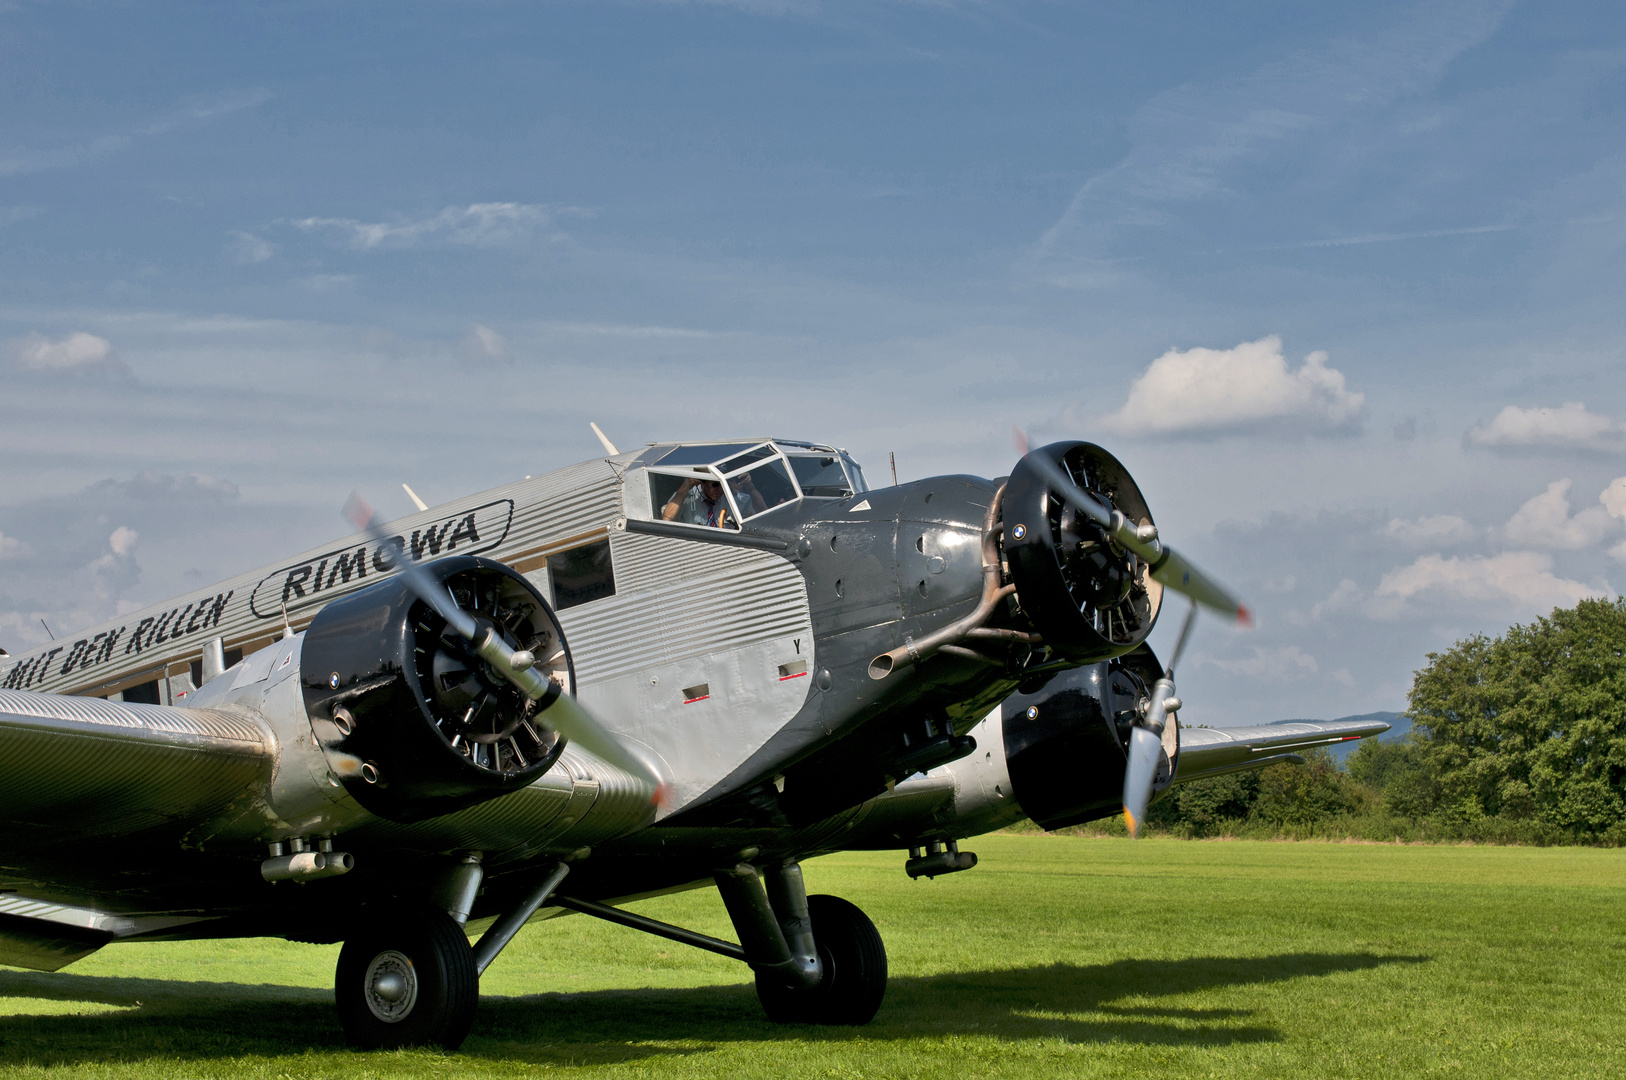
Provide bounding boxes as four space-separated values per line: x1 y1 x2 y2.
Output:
0 688 275 847
1173 718 1392 783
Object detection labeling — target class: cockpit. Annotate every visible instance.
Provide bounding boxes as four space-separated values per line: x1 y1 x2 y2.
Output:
639 440 868 531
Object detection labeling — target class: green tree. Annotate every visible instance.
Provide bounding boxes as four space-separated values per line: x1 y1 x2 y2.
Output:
1407 597 1626 836
1346 738 1437 817
1250 747 1364 826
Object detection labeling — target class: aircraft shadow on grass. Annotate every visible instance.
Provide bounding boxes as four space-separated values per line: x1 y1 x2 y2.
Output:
0 952 1428 1066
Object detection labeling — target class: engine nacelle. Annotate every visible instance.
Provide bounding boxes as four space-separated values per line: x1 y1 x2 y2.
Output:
1000 646 1177 830
1003 441 1164 662
301 555 572 822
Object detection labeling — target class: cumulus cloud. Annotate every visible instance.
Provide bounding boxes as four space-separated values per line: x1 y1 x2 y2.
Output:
462 324 511 365
1373 551 1604 616
1207 645 1320 680
1101 335 1364 437
0 530 32 560
7 331 129 377
1310 578 1362 621
1385 514 1474 546
1466 402 1626 453
85 527 140 602
226 230 276 264
1504 479 1613 550
295 203 562 250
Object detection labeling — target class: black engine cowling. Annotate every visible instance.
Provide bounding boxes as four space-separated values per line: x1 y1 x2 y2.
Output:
1000 645 1177 830
1003 440 1164 662
302 555 572 822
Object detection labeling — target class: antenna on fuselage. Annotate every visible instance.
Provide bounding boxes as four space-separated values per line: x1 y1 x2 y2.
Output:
889 452 898 486
590 422 621 456
402 484 429 512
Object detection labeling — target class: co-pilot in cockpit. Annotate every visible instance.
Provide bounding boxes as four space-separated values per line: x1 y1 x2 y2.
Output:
646 440 867 531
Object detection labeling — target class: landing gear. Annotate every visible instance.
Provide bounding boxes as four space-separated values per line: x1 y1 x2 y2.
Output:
335 907 479 1050
755 894 887 1025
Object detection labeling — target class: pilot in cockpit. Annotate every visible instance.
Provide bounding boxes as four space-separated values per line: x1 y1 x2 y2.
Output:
661 477 759 528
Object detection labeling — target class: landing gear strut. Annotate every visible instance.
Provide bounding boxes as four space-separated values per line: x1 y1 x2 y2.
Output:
335 906 479 1050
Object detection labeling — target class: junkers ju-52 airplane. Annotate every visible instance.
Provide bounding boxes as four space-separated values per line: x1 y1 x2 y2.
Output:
0 434 1386 1049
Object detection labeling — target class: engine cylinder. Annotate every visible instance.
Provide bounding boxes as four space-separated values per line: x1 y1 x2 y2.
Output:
301 555 572 822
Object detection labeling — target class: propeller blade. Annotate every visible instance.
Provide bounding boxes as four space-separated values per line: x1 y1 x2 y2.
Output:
1014 442 1251 626
1122 723 1164 839
344 493 475 638
1122 677 1176 839
342 492 667 804
1149 548 1252 627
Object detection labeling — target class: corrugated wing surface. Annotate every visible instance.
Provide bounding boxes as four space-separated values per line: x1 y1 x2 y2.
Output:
0 690 274 843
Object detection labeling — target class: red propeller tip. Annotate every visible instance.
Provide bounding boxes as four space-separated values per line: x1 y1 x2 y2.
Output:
1011 426 1029 456
651 782 674 811
342 492 376 532
1237 604 1254 628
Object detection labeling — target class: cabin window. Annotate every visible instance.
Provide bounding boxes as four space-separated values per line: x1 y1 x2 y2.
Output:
122 679 161 704
547 538 616 610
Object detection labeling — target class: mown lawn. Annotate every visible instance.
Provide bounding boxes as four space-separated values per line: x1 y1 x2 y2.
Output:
2 834 1622 1078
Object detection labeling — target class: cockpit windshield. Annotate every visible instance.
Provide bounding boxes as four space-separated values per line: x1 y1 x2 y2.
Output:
645 439 866 529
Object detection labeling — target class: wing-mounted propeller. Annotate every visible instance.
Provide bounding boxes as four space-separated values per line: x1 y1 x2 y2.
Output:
1004 438 1250 651
1003 440 1168 662
298 495 666 822
1004 435 1248 837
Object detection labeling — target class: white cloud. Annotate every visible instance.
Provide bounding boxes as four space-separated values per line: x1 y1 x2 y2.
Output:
85 527 140 600
108 526 138 557
462 324 511 365
8 331 128 376
1373 551 1604 615
1311 578 1362 621
1504 479 1612 549
0 531 31 560
1207 644 1320 680
1598 476 1626 521
295 203 562 250
1465 402 1626 453
1101 335 1364 437
227 231 276 264
1385 514 1474 546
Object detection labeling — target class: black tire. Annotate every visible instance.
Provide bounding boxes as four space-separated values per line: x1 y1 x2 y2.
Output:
335 907 479 1050
755 894 887 1025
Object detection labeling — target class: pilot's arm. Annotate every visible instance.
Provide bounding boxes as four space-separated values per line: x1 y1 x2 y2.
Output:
661 479 698 521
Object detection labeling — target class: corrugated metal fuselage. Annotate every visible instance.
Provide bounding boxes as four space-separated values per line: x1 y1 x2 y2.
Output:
0 449 1025 940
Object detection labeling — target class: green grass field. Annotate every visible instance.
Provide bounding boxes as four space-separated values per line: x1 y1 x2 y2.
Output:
3 834 1622 1078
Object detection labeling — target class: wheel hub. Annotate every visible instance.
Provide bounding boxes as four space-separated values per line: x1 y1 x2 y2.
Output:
364 950 419 1022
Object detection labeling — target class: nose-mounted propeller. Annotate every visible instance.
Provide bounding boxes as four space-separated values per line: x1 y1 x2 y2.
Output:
1010 431 1248 837
342 494 667 806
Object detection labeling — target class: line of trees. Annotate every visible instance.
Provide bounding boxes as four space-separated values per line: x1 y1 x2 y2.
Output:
1091 598 1626 844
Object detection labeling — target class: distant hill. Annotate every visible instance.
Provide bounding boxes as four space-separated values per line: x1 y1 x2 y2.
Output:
1268 711 1409 765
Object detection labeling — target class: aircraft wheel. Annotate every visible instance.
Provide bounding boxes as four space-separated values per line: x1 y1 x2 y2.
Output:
756 894 887 1025
335 907 479 1050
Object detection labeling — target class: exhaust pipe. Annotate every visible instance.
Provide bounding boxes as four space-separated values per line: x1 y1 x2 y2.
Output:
261 850 355 882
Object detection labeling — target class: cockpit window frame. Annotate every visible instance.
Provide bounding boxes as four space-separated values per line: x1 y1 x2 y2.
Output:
639 440 869 528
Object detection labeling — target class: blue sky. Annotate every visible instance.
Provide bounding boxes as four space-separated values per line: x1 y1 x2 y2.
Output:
3 0 1625 725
